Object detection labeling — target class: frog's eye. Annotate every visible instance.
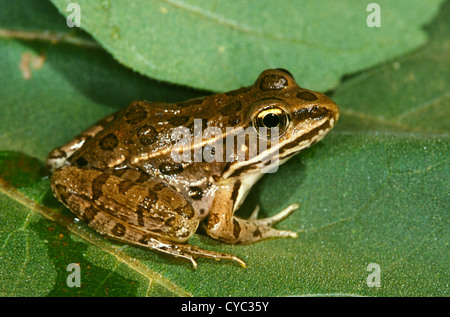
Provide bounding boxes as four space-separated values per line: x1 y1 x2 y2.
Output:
253 107 289 138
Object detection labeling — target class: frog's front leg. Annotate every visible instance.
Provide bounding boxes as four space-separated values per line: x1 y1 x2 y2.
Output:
206 180 298 244
51 166 246 268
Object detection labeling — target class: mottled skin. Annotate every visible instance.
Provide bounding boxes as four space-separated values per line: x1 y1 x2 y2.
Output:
47 69 339 268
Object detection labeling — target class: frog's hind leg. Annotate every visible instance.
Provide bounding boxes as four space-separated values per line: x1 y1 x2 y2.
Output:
51 166 246 268
46 112 117 172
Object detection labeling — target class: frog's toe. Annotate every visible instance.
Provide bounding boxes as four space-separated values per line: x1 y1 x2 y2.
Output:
160 243 246 269
182 245 247 268
249 204 260 220
265 228 298 239
257 203 299 226
248 204 299 240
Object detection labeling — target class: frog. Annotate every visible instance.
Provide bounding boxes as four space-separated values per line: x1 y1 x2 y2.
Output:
46 69 339 268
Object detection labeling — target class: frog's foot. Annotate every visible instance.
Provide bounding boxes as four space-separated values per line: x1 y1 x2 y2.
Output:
249 203 299 238
207 203 299 244
251 203 298 225
147 239 247 269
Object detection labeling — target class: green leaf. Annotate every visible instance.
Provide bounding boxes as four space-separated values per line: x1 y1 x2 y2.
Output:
48 0 445 92
0 0 448 296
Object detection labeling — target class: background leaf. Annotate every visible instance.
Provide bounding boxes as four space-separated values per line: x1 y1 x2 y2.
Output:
49 0 445 92
0 0 448 296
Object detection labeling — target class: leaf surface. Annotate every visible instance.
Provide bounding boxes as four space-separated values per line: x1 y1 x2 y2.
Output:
0 0 448 296
49 0 445 92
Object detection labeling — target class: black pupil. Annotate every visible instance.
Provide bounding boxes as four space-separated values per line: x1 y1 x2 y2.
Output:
263 113 280 128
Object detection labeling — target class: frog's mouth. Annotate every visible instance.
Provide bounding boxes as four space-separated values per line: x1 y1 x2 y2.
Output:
277 116 337 161
222 115 337 179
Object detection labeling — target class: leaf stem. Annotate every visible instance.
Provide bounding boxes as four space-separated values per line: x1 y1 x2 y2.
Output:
0 28 100 48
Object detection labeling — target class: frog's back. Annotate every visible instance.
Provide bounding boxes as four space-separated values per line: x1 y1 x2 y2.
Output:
68 83 256 168
66 100 176 171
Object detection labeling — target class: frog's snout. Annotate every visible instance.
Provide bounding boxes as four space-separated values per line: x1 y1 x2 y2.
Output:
325 98 340 127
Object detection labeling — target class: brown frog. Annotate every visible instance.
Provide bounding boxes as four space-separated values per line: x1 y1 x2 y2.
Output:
46 69 339 268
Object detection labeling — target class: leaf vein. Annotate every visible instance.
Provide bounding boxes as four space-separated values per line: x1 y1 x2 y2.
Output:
396 92 450 121
162 0 348 52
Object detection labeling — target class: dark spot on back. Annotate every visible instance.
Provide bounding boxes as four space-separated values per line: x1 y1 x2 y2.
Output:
296 91 318 101
111 223 126 237
260 75 288 90
135 125 157 146
125 103 147 124
99 133 118 151
159 163 183 175
92 173 110 201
